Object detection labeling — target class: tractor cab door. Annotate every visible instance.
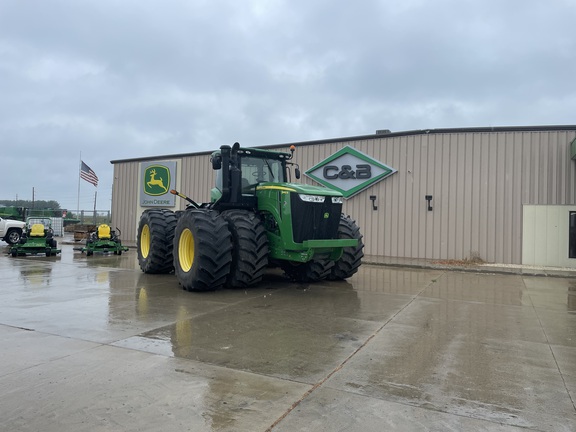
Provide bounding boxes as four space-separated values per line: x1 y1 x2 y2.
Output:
240 156 285 192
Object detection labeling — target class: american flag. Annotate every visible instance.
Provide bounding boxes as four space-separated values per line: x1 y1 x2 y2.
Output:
80 161 99 187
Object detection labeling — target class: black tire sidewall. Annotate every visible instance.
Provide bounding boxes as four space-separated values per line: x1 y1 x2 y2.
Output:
173 210 232 291
137 209 177 274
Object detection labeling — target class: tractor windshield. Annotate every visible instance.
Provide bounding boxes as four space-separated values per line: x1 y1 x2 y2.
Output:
240 156 285 188
213 152 288 195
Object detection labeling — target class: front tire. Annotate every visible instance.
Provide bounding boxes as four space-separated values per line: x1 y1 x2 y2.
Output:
137 209 178 274
328 214 364 280
173 210 232 291
282 256 334 283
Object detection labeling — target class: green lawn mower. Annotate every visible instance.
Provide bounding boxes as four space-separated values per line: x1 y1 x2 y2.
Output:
10 218 61 257
75 224 129 256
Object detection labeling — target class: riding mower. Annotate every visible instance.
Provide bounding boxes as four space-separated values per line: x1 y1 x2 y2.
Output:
75 224 129 256
10 218 61 257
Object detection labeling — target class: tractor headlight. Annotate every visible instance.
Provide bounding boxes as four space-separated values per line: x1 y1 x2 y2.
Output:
331 197 343 204
298 194 325 203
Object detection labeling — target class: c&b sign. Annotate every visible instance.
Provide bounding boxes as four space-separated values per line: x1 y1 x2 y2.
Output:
305 146 396 198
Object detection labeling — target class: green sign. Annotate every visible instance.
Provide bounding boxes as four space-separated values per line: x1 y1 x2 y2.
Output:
140 162 176 207
305 146 396 198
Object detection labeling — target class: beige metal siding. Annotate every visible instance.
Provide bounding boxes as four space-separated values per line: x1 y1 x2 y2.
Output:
111 129 576 264
111 161 141 245
179 154 214 206
296 130 576 264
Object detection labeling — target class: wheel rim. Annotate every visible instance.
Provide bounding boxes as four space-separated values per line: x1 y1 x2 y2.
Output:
140 225 150 258
8 231 19 243
179 228 195 272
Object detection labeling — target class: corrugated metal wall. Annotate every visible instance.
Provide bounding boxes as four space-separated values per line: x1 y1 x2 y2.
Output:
111 161 140 243
300 130 576 264
111 129 576 264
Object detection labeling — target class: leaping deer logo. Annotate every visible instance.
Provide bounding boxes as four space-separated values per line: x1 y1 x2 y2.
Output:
147 169 168 193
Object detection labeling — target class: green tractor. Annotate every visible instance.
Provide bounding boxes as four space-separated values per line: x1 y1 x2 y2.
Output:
75 224 129 256
10 218 61 257
137 142 364 291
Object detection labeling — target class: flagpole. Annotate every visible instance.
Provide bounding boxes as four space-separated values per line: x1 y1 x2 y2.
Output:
77 151 81 217
93 190 97 224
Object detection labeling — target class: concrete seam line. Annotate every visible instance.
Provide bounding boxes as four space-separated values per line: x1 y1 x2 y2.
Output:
265 273 442 431
529 288 576 412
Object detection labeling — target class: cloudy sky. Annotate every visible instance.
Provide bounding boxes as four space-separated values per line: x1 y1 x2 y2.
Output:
1 0 575 211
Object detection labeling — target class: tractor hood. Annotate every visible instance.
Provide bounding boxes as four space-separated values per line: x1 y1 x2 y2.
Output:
256 182 342 197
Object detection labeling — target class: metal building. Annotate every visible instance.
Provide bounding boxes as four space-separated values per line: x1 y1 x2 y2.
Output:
110 125 576 267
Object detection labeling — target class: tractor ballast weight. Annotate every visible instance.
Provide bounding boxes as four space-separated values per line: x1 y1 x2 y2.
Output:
10 218 61 257
137 142 364 291
75 224 129 256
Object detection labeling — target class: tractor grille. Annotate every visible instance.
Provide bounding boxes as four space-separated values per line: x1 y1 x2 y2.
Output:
290 193 342 243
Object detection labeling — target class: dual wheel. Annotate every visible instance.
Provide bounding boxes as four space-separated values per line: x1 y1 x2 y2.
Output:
137 209 363 290
137 208 268 292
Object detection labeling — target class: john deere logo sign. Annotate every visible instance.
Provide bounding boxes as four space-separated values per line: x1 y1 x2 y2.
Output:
140 161 177 207
305 146 396 198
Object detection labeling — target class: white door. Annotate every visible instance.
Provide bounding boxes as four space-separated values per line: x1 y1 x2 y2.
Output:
522 205 576 268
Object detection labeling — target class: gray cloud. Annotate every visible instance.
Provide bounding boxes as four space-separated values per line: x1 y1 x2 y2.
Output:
1 0 575 209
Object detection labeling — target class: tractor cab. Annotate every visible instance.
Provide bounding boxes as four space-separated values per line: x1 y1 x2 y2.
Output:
210 142 299 210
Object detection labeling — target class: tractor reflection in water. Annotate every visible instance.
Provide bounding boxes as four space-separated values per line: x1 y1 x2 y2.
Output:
75 224 129 256
10 218 61 257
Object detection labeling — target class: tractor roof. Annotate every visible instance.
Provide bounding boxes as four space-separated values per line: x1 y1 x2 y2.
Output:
211 146 292 161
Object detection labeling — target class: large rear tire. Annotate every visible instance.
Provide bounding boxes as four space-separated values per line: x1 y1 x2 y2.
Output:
173 210 232 291
328 214 364 280
221 209 269 288
137 209 178 274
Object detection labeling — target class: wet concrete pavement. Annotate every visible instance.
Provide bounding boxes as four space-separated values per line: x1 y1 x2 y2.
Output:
1 243 575 431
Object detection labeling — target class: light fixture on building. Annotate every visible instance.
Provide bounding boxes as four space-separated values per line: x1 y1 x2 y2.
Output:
425 195 433 211
369 195 378 211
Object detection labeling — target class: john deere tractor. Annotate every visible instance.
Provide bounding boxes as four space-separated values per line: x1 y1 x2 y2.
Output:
137 142 363 291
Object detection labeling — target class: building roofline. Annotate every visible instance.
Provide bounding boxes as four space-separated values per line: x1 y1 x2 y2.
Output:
110 124 576 164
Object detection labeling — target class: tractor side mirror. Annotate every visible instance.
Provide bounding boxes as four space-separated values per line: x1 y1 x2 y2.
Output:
211 155 222 170
295 164 301 179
